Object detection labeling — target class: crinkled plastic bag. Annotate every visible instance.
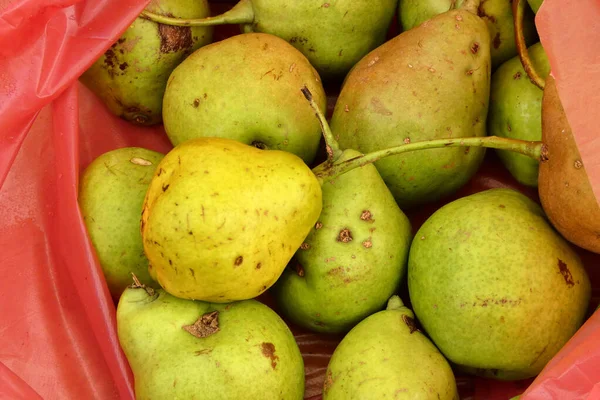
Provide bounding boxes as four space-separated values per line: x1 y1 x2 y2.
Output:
0 0 599 399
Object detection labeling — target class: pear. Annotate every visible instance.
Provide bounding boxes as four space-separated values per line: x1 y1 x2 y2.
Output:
398 0 539 69
398 0 455 32
272 149 413 334
538 76 600 254
117 281 304 399
78 147 164 299
511 1 600 252
141 137 323 302
408 188 591 380
488 42 550 187
79 0 213 125
323 296 459 399
528 0 543 13
141 0 398 81
161 33 327 165
331 1 491 209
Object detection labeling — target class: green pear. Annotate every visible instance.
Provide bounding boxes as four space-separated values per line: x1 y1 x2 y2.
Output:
323 296 459 399
408 188 591 380
331 2 491 209
141 0 398 81
117 282 304 399
398 0 539 69
80 0 213 125
398 0 455 32
488 42 550 187
141 137 323 303
272 149 413 333
528 0 543 13
78 147 164 299
161 33 327 165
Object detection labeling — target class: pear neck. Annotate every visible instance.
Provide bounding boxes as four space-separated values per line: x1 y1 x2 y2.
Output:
386 296 404 310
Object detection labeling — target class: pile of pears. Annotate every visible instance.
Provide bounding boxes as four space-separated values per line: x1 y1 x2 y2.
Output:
78 0 599 398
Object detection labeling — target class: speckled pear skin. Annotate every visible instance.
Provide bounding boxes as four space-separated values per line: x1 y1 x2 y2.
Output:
162 33 327 165
78 147 164 299
331 7 490 209
488 43 550 187
272 149 413 334
398 0 539 69
322 296 459 400
80 0 213 125
240 0 398 81
140 137 322 303
117 286 304 399
538 76 600 254
408 188 591 380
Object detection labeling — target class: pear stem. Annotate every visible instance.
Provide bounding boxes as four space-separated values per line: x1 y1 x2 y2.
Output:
513 0 546 89
460 0 482 14
301 86 343 164
317 137 548 181
140 0 255 27
130 273 156 297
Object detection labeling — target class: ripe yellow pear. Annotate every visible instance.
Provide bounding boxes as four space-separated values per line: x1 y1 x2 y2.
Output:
141 137 322 302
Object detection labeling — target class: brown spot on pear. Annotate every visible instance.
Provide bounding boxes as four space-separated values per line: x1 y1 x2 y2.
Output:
182 311 220 338
260 342 279 369
79 1 213 125
337 228 353 243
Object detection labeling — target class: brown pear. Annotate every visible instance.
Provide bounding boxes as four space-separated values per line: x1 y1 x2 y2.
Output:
538 75 600 253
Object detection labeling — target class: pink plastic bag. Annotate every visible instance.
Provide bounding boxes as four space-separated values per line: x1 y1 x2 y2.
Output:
0 0 598 399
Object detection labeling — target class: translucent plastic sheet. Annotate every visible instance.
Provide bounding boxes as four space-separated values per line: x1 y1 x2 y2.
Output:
0 0 598 399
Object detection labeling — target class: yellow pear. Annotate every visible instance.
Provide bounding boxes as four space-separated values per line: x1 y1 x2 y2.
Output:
141 137 322 302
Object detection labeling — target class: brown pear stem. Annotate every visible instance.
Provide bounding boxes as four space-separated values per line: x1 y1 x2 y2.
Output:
130 273 156 297
301 86 342 164
460 0 482 14
513 0 546 89
317 137 548 182
140 0 255 27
